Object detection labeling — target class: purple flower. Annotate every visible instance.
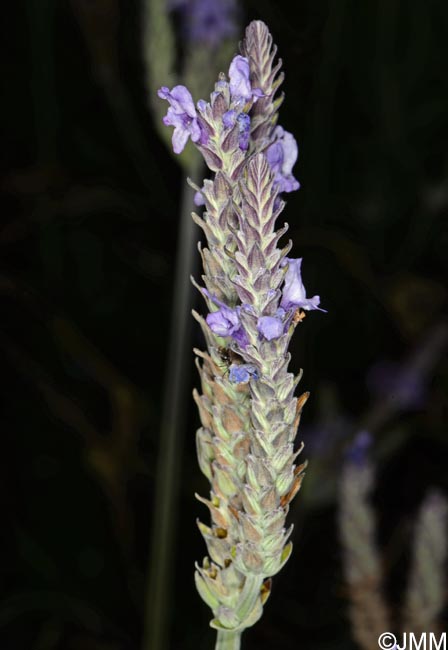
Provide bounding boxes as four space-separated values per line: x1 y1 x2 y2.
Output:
169 0 238 48
222 110 251 150
228 55 262 105
206 305 248 347
266 126 300 194
229 55 252 103
280 258 326 312
257 313 285 340
158 85 203 153
229 363 259 384
206 304 239 336
237 113 251 151
194 189 205 206
223 109 236 129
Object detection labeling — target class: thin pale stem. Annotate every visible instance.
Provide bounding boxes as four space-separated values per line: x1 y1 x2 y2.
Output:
141 153 203 650
216 630 242 650
100 74 167 195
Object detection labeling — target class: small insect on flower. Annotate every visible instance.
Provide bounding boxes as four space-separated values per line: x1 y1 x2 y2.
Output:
217 345 242 367
215 346 246 380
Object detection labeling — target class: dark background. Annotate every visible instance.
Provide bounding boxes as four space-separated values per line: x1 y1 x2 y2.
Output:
1 1 447 649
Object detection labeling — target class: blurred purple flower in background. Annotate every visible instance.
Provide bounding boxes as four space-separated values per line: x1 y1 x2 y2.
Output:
367 360 426 411
300 412 353 460
345 430 373 466
169 0 238 48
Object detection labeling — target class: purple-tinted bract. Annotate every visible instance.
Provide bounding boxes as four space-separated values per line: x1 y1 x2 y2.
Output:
266 126 301 194
280 258 326 312
158 85 203 153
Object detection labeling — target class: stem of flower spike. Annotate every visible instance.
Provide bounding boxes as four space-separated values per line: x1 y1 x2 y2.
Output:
216 631 242 650
142 153 203 650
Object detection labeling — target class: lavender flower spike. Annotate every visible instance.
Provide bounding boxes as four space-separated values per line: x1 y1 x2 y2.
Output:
159 19 325 648
339 432 391 649
403 490 448 635
157 85 202 153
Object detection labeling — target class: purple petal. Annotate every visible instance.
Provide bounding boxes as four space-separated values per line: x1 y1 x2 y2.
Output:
257 316 284 340
203 296 249 347
229 363 258 384
276 126 298 176
266 141 283 169
266 126 301 194
223 109 237 129
237 113 251 151
280 258 306 308
172 126 190 154
194 189 205 206
189 119 202 143
168 85 197 117
162 106 182 129
231 325 249 348
158 85 202 153
206 306 239 337
280 258 326 312
228 55 252 102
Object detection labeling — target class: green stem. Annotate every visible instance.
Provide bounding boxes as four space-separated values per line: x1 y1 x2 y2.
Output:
215 630 242 650
141 154 203 650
